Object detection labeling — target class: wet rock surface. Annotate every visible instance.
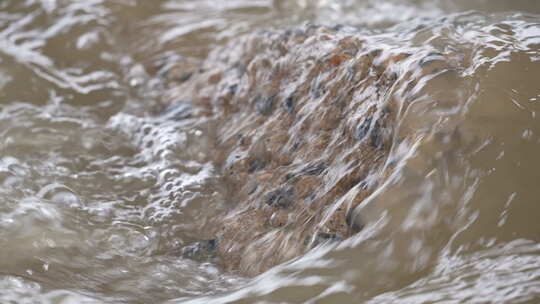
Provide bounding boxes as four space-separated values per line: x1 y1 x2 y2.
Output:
163 24 446 275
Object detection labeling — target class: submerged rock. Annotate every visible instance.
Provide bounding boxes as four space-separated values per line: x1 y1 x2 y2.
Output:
181 239 219 262
163 24 453 275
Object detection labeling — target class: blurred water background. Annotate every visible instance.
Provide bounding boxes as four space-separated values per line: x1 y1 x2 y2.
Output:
1 0 540 303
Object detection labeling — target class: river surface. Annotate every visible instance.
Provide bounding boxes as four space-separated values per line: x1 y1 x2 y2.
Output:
1 0 540 303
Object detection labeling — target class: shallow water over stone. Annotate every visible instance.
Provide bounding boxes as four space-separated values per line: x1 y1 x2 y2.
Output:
1 0 540 303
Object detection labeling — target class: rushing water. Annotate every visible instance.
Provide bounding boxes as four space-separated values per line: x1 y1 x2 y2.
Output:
1 0 540 303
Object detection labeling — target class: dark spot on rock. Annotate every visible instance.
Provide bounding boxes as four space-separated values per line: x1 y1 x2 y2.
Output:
301 162 327 176
285 162 327 181
310 84 323 99
142 125 152 135
238 134 248 146
293 28 306 38
370 128 382 148
356 116 383 148
346 210 364 234
177 71 193 82
266 187 294 208
307 232 343 248
358 180 368 190
206 239 218 251
284 173 294 181
291 138 301 151
181 239 218 262
254 94 275 116
317 232 340 240
248 158 267 173
369 49 383 59
284 96 295 113
356 117 372 141
332 24 345 31
228 84 238 95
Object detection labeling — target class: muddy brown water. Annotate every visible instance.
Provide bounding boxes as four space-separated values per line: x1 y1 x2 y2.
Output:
1 0 540 303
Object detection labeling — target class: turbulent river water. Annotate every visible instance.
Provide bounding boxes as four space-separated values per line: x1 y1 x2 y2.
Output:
1 0 540 303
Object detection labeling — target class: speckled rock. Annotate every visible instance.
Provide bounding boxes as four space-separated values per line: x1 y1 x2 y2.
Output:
163 24 449 275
